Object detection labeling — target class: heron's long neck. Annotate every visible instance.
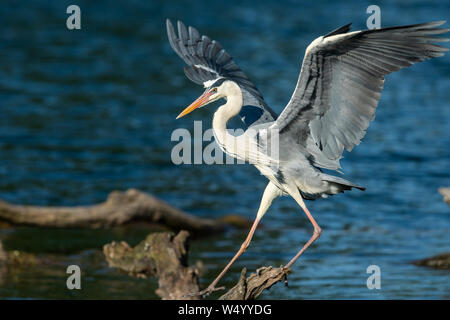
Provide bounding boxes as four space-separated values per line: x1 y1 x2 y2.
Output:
212 84 243 156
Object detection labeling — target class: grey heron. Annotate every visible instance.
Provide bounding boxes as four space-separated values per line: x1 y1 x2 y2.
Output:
166 19 449 296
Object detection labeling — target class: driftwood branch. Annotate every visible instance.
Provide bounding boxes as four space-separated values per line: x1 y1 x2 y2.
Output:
0 189 233 235
103 231 289 300
0 240 39 273
0 241 6 263
104 231 201 300
219 266 289 300
413 253 450 270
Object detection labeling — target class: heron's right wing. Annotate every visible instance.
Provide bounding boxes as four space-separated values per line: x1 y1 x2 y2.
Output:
166 19 277 127
271 21 449 167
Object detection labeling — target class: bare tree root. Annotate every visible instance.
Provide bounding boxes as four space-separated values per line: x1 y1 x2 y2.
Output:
0 240 39 266
413 253 450 270
103 231 289 300
219 266 290 300
103 231 201 300
0 189 232 235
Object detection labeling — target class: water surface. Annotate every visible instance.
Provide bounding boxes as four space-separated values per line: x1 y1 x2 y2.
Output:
0 0 449 299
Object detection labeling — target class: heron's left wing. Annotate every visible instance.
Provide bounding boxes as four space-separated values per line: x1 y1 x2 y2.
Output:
271 21 449 167
166 19 277 127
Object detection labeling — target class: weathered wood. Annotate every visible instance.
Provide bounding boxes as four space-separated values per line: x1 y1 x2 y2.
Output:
0 240 38 266
103 231 290 300
219 266 290 300
0 189 228 235
104 231 201 300
438 188 450 205
413 253 450 270
0 241 6 262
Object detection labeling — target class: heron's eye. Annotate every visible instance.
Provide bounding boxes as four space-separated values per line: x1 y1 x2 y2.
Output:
211 88 217 93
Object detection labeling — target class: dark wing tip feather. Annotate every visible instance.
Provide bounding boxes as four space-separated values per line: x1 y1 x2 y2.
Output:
177 20 189 45
188 25 200 41
166 19 176 46
324 23 352 38
363 20 448 35
166 19 183 58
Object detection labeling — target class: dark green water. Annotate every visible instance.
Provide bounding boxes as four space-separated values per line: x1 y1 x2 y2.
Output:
0 0 449 299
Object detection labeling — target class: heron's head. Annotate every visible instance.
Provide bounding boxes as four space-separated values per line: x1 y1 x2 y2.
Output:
176 79 232 119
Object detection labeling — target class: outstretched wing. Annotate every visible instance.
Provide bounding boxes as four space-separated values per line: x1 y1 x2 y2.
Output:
166 19 277 127
271 21 449 166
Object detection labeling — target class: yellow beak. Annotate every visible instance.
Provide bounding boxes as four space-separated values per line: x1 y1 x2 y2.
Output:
176 91 212 119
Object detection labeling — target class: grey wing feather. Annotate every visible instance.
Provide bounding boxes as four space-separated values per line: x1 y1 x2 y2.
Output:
166 19 277 127
272 21 449 166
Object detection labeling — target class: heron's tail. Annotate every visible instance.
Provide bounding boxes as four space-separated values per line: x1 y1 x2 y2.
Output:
321 174 366 195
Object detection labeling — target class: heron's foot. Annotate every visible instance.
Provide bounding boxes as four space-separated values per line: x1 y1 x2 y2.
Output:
185 285 226 298
199 285 226 297
280 265 289 286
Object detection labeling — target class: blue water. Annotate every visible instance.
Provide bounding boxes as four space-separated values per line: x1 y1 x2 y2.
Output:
0 0 449 299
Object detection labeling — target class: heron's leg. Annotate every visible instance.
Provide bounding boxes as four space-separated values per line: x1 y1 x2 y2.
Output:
284 188 322 269
199 181 281 295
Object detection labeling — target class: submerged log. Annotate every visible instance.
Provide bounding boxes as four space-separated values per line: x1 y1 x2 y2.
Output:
413 253 450 270
0 241 6 262
103 231 289 300
219 266 289 300
412 191 450 270
0 189 237 235
438 188 450 205
0 240 39 267
104 231 201 300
